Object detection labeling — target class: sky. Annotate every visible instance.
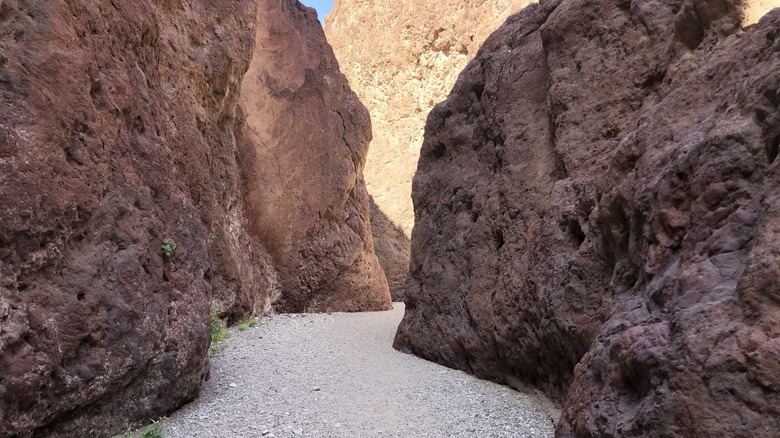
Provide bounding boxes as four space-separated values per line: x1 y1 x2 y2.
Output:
299 0 334 24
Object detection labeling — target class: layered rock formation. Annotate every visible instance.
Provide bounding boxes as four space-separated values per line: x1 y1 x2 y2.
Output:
236 0 391 312
0 0 387 435
395 0 780 436
325 0 534 298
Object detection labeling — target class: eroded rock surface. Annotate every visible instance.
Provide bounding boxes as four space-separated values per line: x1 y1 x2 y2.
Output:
325 0 534 299
0 0 387 435
0 1 259 436
395 1 780 436
236 0 391 312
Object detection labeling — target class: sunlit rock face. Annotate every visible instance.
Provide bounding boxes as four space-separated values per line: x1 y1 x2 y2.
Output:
744 0 780 24
236 0 391 313
325 0 535 299
394 0 780 435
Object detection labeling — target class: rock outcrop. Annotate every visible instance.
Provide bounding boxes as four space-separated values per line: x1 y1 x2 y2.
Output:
0 0 387 435
236 0 391 312
394 0 780 436
325 0 534 299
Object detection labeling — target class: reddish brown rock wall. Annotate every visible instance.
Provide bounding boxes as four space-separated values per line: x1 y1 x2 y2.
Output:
236 0 391 312
0 1 261 436
0 0 387 435
395 0 780 436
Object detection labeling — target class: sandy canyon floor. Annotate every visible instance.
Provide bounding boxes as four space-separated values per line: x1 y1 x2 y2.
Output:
162 304 559 437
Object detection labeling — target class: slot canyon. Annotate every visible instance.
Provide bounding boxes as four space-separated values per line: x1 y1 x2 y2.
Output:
0 0 778 437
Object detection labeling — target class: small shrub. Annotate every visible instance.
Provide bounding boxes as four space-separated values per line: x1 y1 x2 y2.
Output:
237 316 258 331
140 426 164 438
209 308 229 356
160 238 176 257
207 232 217 245
122 418 166 438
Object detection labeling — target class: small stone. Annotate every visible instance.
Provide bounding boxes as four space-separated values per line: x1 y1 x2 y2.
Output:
312 386 321 392
293 428 303 435
334 422 341 428
229 383 237 388
261 430 270 436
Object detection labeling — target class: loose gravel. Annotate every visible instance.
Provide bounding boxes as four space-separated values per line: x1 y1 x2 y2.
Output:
164 303 560 437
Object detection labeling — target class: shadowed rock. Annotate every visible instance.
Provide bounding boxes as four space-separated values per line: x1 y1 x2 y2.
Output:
395 0 780 436
0 0 259 435
369 197 411 301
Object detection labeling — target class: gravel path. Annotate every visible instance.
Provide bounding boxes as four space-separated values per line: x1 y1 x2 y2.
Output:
164 303 560 437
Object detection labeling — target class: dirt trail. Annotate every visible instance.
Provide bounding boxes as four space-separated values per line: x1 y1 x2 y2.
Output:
164 304 559 437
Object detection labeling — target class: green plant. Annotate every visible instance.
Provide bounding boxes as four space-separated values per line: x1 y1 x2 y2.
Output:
237 316 258 331
140 425 164 438
160 238 176 257
122 418 166 438
209 308 229 356
207 232 217 245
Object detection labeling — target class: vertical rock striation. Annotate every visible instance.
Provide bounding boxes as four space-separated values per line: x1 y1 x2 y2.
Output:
395 0 780 436
0 0 387 435
325 0 535 299
236 0 391 312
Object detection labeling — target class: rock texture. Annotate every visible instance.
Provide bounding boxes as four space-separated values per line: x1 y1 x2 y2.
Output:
325 0 534 298
0 0 387 435
0 1 259 436
369 197 412 302
394 0 780 436
236 0 391 313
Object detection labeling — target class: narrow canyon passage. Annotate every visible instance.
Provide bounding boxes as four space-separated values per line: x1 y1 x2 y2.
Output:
163 304 559 437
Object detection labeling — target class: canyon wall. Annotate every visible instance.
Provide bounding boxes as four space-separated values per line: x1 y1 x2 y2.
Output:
0 0 387 435
0 1 258 435
325 0 535 299
394 0 780 436
236 0 391 312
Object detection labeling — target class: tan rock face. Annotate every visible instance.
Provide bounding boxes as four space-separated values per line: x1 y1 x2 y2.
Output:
325 0 535 233
325 0 535 298
0 0 387 435
395 0 780 436
743 0 780 24
237 0 391 313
